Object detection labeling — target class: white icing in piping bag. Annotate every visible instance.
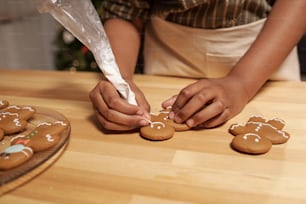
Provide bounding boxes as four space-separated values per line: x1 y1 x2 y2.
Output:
36 0 137 105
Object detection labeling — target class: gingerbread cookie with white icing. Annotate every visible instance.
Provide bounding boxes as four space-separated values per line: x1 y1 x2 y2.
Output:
11 121 68 152
140 121 175 141
231 133 272 155
229 115 290 155
229 115 290 145
0 144 34 170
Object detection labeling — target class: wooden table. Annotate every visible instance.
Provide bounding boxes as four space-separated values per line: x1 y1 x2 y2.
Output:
0 69 306 204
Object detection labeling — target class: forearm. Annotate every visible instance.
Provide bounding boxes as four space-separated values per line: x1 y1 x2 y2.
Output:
228 0 306 99
104 18 143 80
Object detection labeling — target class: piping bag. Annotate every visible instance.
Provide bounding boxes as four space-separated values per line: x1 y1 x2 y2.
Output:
36 0 137 105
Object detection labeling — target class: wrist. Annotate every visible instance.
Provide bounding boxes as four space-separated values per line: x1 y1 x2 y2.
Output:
223 73 257 102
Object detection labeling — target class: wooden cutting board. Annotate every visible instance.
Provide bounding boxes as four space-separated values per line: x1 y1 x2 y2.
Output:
0 107 71 195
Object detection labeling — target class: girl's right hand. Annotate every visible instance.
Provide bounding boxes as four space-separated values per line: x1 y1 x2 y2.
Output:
89 79 150 131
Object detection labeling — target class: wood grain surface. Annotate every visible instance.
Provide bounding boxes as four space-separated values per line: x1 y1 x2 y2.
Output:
0 70 306 204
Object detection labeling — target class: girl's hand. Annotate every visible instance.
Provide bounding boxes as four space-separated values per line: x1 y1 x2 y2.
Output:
162 76 249 128
89 79 150 131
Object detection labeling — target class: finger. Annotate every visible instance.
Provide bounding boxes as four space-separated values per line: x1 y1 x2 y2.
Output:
134 91 151 119
203 108 231 128
171 80 207 112
161 95 177 109
89 81 148 129
173 88 216 123
101 82 142 115
185 100 226 127
98 92 149 128
95 110 148 131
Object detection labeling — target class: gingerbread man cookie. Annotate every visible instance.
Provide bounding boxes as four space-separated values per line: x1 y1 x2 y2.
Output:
140 107 191 141
140 121 175 141
11 121 68 152
229 116 290 144
0 144 34 170
229 115 290 155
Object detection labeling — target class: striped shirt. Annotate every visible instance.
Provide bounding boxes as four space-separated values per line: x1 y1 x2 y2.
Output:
101 0 275 29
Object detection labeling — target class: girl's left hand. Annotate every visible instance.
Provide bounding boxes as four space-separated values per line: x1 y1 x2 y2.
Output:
162 76 249 128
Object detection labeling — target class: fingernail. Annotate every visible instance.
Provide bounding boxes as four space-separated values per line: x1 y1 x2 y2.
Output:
168 111 175 119
174 115 182 123
186 119 194 127
139 119 149 126
143 111 150 119
136 109 143 116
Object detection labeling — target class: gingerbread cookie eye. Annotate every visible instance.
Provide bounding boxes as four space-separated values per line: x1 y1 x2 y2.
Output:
140 121 175 141
0 144 34 170
231 133 272 155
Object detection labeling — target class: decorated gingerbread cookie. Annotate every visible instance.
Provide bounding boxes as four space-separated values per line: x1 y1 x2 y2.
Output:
231 133 272 155
229 115 290 155
140 107 191 141
140 121 175 141
229 115 290 145
11 121 68 152
0 100 71 174
0 144 34 170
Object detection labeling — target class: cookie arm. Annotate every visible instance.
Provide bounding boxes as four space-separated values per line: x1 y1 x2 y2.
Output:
227 0 306 99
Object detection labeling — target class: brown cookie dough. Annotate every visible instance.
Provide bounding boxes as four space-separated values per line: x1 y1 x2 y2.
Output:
231 133 272 155
140 121 175 141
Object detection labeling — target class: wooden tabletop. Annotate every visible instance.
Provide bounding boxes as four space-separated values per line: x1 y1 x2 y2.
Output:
0 69 306 204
